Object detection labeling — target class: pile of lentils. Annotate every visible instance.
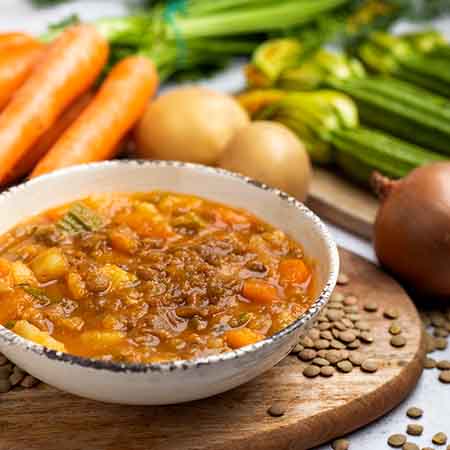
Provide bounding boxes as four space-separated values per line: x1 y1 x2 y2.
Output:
266 272 450 450
292 272 381 380
0 353 38 393
421 310 450 384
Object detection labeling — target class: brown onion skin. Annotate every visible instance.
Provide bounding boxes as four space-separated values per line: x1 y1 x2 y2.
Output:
374 162 450 298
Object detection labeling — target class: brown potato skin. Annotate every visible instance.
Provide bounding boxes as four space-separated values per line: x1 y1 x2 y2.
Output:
218 121 311 202
374 162 450 298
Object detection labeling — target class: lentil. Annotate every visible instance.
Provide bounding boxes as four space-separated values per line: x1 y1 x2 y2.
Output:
436 360 450 370
389 323 402 335
320 366 335 377
364 302 378 312
331 438 350 450
402 443 419 450
423 357 437 369
348 352 364 366
336 360 353 373
337 273 349 285
432 433 448 445
438 370 450 383
388 434 407 447
435 338 448 350
303 365 320 378
298 349 316 362
267 401 288 417
406 424 423 436
406 407 423 419
384 309 400 320
312 357 329 367
361 359 379 373
391 335 407 348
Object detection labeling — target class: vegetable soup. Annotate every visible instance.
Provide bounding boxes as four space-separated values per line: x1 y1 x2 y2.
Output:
0 192 315 363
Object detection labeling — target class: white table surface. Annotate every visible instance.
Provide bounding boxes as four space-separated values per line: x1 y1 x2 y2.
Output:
1 1 449 448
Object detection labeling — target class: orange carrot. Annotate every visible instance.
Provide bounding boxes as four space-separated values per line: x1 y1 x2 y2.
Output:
225 328 264 349
31 56 158 177
0 24 109 184
242 279 279 305
279 259 310 285
0 32 37 51
0 42 45 111
4 91 93 185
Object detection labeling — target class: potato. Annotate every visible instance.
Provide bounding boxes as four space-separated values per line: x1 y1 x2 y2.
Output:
11 261 37 286
218 121 311 202
13 320 66 352
134 86 249 164
30 248 68 282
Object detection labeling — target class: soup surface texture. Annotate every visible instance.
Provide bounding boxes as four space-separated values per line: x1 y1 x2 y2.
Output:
0 192 315 363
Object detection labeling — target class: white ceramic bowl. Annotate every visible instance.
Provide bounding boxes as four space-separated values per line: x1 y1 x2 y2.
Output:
0 161 338 405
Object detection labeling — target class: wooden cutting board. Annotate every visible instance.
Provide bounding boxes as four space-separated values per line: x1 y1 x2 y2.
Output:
0 249 425 450
308 168 379 240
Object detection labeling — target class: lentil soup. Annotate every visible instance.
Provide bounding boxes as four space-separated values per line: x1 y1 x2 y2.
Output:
0 191 315 363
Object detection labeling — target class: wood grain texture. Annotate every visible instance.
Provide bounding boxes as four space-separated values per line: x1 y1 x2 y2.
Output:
0 249 425 450
308 168 378 240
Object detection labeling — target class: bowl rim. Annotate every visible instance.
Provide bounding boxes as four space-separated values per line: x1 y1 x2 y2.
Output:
0 159 339 373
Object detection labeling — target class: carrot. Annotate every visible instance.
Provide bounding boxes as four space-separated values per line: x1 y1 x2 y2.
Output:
0 42 45 112
3 91 93 185
31 56 158 177
0 32 37 51
278 258 310 285
242 279 279 305
0 24 109 184
225 327 264 349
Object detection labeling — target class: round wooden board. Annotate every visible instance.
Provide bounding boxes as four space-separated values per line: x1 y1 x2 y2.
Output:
0 249 425 450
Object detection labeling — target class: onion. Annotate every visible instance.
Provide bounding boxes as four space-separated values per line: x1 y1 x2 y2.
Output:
134 86 249 164
373 162 450 297
218 121 311 202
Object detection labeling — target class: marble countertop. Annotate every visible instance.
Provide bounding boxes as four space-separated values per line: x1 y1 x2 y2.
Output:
1 1 449 448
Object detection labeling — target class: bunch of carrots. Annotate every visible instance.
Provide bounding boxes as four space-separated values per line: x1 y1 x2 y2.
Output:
0 25 159 186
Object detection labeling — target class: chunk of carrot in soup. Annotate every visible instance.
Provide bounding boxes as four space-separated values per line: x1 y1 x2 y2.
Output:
216 207 251 226
279 259 310 285
242 279 278 305
225 327 264 349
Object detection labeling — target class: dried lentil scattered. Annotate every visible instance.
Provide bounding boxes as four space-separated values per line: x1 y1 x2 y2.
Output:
348 352 364 366
361 359 379 373
391 335 407 348
389 322 402 335
320 366 335 377
438 370 450 384
312 357 330 367
388 433 407 447
406 407 423 419
337 273 349 285
384 308 400 320
432 432 448 445
435 337 448 350
423 357 437 369
303 365 320 378
331 438 350 450
406 424 423 436
402 443 419 450
364 302 378 312
336 360 353 373
298 349 316 362
436 360 450 370
267 401 288 417
290 344 304 354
